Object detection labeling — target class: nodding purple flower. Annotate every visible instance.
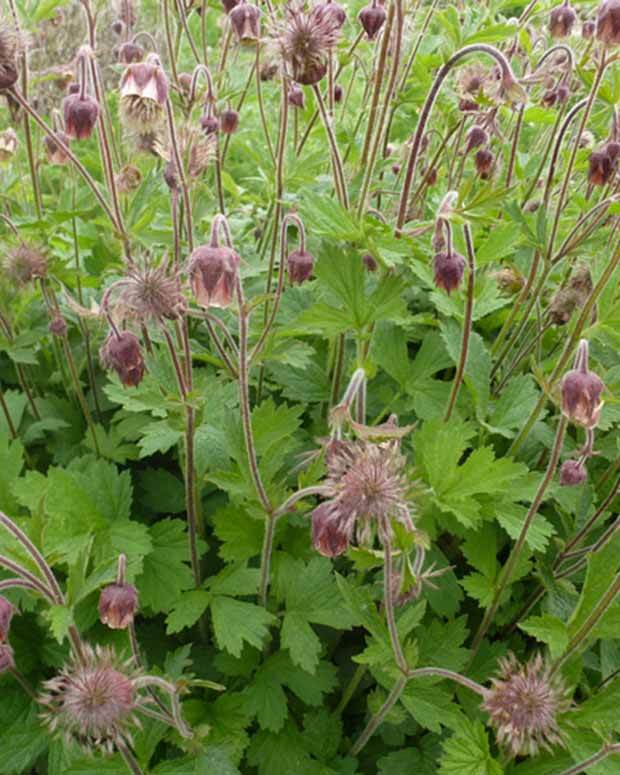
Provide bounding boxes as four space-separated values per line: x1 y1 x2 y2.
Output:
117 41 144 64
220 107 240 135
287 249 314 285
0 22 19 90
596 0 620 45
311 502 350 557
549 0 577 38
582 20 596 38
119 53 169 132
432 251 466 295
475 147 494 178
588 147 614 186
0 643 14 673
39 644 146 753
99 583 139 630
188 244 240 309
276 3 342 85
559 459 588 486
358 0 386 40
483 653 568 757
465 125 488 153
100 330 145 388
63 93 100 140
229 0 261 42
561 340 604 428
0 595 14 642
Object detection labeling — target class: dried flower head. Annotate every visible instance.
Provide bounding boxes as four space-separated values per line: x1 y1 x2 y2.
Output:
359 0 386 39
0 643 14 673
483 653 568 757
0 128 17 161
115 164 142 194
559 459 587 486
39 644 146 753
432 251 466 295
99 583 139 629
0 18 19 90
494 266 525 295
44 131 71 165
276 3 342 85
105 256 186 323
596 0 620 45
4 242 47 285
63 93 100 140
187 244 240 308
100 330 145 387
120 54 169 132
549 1 577 37
0 595 14 642
561 339 604 428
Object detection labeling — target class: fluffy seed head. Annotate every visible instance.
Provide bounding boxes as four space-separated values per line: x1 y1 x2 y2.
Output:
560 459 587 486
99 583 139 630
120 54 169 133
0 596 14 642
109 258 186 323
188 245 240 308
276 3 342 85
4 243 48 285
63 94 100 140
100 330 145 387
39 644 143 753
433 251 466 295
549 1 577 37
596 0 620 45
483 653 568 757
287 248 314 284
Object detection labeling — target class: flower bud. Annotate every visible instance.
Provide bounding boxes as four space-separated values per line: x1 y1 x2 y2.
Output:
0 596 14 642
100 330 145 388
588 148 613 186
220 107 239 134
288 83 305 108
311 503 349 558
63 93 100 140
432 251 466 295
229 1 261 42
99 583 139 629
287 249 314 284
333 83 343 103
200 114 220 135
0 643 14 674
549 1 577 37
465 125 487 153
596 0 620 45
391 162 401 175
359 0 387 39
362 253 378 272
475 147 494 178
44 131 71 165
188 245 240 308
582 20 596 38
112 19 124 35
48 314 68 338
178 71 193 95
117 41 144 64
561 340 604 428
559 459 587 486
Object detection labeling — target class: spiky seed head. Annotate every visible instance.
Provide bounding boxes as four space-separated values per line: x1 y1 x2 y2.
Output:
276 3 342 85
432 251 466 295
120 54 169 133
596 0 620 45
0 596 14 642
188 245 240 308
549 1 577 37
112 259 186 323
287 249 314 284
63 94 100 140
4 243 48 285
483 653 568 757
99 583 139 629
44 131 71 165
100 330 145 387
39 644 144 753
559 459 588 486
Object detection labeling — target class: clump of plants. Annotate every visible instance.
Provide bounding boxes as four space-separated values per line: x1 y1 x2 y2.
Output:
1 0 620 773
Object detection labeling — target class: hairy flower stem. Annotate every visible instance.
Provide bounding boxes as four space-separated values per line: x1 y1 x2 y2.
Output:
255 43 276 166
350 674 408 756
312 85 349 209
408 667 486 695
558 743 620 775
396 44 520 234
471 416 567 658
383 534 408 673
444 223 475 421
0 555 55 602
117 740 145 775
357 0 403 216
165 99 193 251
161 328 201 586
174 0 201 64
0 388 17 440
552 573 620 676
8 667 37 700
